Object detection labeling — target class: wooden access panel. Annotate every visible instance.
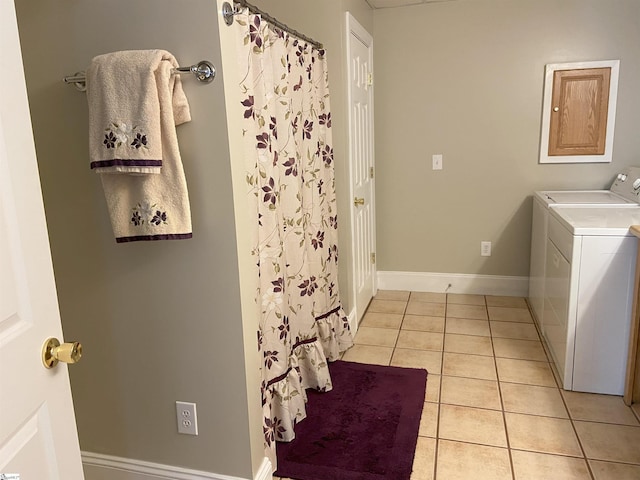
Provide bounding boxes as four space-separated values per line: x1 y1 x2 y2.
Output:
548 67 611 156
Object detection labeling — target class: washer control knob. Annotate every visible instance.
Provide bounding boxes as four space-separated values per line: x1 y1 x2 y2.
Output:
633 179 640 190
617 173 623 180
622 174 628 181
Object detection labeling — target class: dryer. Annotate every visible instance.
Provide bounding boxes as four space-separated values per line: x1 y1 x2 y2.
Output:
545 206 640 394
529 167 640 330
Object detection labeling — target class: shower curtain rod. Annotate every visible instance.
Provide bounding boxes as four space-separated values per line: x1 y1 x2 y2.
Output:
224 0 324 50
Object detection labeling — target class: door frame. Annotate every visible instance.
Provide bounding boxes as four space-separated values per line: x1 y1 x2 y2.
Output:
345 12 376 328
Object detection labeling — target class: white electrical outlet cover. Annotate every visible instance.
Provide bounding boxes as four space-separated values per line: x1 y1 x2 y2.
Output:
176 401 198 435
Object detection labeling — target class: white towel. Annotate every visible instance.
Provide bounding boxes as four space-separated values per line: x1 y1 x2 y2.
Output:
86 50 193 242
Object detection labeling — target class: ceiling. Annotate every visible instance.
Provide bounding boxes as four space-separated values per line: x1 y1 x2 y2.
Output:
366 0 455 8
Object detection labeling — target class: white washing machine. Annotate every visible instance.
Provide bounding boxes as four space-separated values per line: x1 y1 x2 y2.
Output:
529 167 640 329
545 206 640 394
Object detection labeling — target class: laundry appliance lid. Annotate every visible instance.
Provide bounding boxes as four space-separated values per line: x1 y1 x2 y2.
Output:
549 206 640 236
537 190 636 206
535 166 640 207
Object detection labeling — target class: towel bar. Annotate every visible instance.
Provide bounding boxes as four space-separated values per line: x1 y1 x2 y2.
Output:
63 60 216 91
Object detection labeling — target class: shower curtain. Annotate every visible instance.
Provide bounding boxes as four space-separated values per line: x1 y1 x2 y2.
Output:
233 7 354 467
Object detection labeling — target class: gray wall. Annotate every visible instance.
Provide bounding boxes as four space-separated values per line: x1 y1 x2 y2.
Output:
16 0 638 475
374 0 640 276
248 0 374 315
14 0 261 477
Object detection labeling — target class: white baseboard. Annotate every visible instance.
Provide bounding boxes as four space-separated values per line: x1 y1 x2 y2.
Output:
347 308 358 334
377 271 529 297
253 458 272 480
82 452 272 480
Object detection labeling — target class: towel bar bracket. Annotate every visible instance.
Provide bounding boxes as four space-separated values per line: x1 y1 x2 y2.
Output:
174 60 216 83
65 72 88 92
222 2 236 25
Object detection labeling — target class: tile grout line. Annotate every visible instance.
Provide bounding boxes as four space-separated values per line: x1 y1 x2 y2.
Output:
431 293 449 480
389 295 409 362
557 384 596 480
524 299 597 480
631 404 640 424
486 298 517 480
401 293 437 479
401 291 442 480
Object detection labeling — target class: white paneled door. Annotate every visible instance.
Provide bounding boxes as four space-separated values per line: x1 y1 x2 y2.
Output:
346 14 376 327
0 2 84 477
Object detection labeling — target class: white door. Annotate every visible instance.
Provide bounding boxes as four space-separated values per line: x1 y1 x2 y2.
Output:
0 2 84 478
346 13 376 327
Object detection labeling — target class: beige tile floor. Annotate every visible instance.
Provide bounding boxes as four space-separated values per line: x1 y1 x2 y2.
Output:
276 291 640 480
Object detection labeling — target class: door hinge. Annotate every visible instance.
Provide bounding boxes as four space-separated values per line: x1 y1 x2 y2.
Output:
367 73 373 86
370 252 376 264
369 166 374 179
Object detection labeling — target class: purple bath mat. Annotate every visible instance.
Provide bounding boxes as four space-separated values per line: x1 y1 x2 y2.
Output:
275 360 428 480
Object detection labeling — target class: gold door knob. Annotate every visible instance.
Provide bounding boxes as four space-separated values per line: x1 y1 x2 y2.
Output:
553 106 559 112
42 337 83 369
354 197 365 206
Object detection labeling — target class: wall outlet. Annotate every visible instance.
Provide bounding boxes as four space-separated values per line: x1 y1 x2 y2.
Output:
481 241 492 257
176 401 198 435
432 154 443 170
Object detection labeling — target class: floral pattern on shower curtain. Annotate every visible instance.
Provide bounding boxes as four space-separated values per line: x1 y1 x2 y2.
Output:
233 8 354 468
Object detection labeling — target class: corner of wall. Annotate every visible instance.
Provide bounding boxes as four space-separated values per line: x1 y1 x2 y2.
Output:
215 0 266 477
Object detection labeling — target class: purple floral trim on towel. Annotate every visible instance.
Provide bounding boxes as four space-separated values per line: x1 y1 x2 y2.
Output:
115 233 193 243
103 122 149 151
131 133 148 149
130 202 168 227
103 131 117 149
90 159 162 170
